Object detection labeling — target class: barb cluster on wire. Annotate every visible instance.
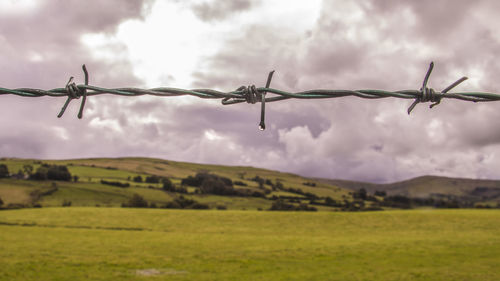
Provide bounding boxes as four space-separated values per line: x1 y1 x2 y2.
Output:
1 62 500 130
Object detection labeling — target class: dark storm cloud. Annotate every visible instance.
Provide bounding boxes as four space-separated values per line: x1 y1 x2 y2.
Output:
191 0 255 22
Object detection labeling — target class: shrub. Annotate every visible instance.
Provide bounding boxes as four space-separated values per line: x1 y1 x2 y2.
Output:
145 175 161 184
133 175 143 183
176 186 188 194
181 173 233 188
162 178 175 191
100 180 130 188
23 164 33 176
200 177 236 195
363 206 384 211
163 196 209 210
475 204 491 209
251 191 265 198
270 200 317 211
162 179 188 194
30 164 71 181
173 196 197 208
126 193 148 208
190 202 210 209
0 196 3 207
29 186 59 203
382 195 412 209
163 201 182 209
181 175 201 186
0 164 9 178
13 169 24 179
47 165 71 181
62 200 72 207
440 200 460 209
304 192 318 199
275 181 284 190
297 203 317 211
353 188 367 200
325 196 336 205
180 173 236 195
250 176 265 185
270 200 297 211
6 203 26 209
257 181 264 189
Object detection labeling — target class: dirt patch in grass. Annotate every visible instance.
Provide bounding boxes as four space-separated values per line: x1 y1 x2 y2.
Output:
135 268 188 276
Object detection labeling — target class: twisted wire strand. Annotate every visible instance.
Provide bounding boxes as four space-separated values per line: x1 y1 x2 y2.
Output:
1 62 499 129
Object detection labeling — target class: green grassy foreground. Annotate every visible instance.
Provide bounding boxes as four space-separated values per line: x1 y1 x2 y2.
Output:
0 208 499 280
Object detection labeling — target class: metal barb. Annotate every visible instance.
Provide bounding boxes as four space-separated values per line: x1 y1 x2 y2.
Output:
408 62 435 115
430 76 468 109
422 61 434 91
442 76 468 94
58 65 89 119
259 70 275 131
78 64 89 119
58 77 77 118
408 62 470 114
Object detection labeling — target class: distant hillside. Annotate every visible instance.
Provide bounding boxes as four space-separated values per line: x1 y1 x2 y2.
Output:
1 157 498 211
318 175 500 205
0 157 353 211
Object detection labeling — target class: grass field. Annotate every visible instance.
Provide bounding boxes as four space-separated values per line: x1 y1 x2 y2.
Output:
0 208 499 280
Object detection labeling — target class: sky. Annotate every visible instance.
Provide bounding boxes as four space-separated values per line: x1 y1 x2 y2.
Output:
1 0 500 183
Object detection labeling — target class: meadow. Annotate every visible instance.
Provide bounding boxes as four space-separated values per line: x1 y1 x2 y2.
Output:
0 208 499 280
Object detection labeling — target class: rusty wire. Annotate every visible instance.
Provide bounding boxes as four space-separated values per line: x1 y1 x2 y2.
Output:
1 62 499 130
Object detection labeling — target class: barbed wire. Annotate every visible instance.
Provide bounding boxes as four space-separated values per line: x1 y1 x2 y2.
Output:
1 62 500 130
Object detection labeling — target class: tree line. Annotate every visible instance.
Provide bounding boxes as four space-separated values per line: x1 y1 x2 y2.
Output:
0 163 74 182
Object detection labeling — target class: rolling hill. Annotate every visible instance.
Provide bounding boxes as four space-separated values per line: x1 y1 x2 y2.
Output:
0 157 499 210
0 157 352 211
318 175 500 205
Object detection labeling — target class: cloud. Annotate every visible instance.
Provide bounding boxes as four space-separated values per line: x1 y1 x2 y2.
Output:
189 0 500 182
191 0 255 22
0 0 145 87
2 0 500 183
0 0 146 157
